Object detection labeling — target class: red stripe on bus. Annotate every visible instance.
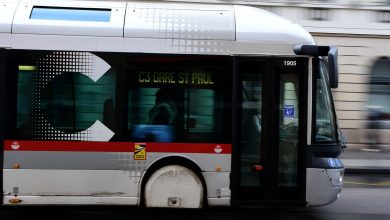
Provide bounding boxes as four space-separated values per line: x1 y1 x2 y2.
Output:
3 140 232 154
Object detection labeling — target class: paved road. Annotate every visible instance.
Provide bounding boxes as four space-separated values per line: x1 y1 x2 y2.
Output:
0 187 390 220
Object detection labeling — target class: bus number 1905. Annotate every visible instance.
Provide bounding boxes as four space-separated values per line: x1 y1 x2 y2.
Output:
284 60 297 66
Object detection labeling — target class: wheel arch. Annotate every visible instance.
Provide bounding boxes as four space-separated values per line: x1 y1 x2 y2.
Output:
138 155 208 207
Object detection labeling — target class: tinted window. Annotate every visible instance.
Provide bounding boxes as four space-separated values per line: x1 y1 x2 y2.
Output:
240 61 264 187
14 52 231 143
314 60 337 143
126 55 232 143
15 51 116 141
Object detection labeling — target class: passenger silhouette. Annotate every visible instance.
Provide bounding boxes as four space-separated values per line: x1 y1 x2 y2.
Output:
148 88 177 125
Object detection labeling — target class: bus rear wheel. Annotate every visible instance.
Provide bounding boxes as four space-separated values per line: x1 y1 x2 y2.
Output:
143 165 204 208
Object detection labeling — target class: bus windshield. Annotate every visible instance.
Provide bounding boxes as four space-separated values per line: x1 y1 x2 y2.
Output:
314 59 337 143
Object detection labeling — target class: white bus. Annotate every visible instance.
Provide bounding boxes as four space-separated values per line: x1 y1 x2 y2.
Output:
0 0 344 207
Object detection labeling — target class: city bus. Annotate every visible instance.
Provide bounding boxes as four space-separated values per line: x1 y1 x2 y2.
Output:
0 0 345 208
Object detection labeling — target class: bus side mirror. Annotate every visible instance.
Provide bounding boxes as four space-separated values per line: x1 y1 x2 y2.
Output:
293 44 339 88
328 46 339 89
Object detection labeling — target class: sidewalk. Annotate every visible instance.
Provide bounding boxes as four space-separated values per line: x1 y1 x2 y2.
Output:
340 145 390 174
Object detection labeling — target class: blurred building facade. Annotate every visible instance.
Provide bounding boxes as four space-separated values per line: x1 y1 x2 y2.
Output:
162 0 390 149
250 0 390 150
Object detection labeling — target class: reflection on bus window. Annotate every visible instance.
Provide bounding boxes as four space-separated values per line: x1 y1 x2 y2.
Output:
131 88 178 142
40 72 116 132
16 52 116 140
240 75 262 187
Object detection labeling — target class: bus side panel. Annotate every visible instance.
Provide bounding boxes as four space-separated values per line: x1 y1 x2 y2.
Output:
3 169 137 203
2 151 231 205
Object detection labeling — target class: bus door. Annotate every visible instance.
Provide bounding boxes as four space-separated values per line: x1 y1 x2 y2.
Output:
232 57 308 205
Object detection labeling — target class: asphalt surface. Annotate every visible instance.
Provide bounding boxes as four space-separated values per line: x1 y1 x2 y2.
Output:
0 187 389 220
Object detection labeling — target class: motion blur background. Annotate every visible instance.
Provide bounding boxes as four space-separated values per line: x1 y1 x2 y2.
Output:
176 0 390 169
251 0 390 170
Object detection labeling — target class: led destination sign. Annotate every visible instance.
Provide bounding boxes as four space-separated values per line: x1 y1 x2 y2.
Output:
138 71 214 85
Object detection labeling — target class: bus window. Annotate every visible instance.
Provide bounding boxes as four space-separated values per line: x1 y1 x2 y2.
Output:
313 60 337 143
15 51 116 140
40 72 116 132
184 89 216 133
278 74 299 187
126 55 232 143
241 77 262 187
129 87 179 142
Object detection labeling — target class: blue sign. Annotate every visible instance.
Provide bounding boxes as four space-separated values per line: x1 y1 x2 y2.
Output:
283 105 295 118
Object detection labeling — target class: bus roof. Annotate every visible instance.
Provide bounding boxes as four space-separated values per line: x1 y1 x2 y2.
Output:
0 0 315 55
